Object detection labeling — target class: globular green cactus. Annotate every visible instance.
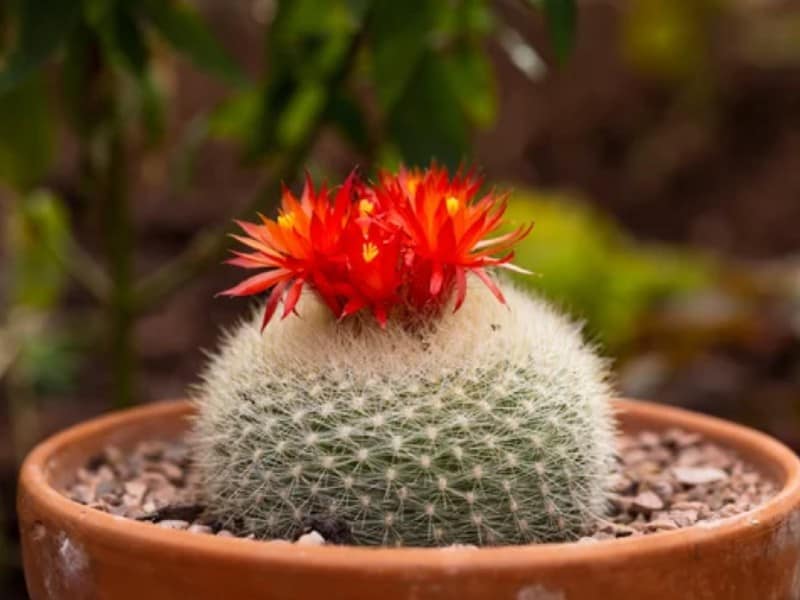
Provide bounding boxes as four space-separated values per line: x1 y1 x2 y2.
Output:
192 281 615 546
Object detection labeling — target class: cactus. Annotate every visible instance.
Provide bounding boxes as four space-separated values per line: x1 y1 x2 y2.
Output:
192 280 615 546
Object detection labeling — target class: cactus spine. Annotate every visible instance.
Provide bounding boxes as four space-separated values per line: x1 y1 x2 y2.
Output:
192 281 615 546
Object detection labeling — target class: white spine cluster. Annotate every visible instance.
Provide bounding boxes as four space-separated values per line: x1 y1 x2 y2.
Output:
191 281 615 546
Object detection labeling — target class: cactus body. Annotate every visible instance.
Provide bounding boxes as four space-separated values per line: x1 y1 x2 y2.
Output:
192 282 615 546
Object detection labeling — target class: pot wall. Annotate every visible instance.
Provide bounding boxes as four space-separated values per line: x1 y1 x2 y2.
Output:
18 399 800 600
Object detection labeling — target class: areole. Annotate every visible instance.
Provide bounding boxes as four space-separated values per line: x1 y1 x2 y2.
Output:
18 399 800 599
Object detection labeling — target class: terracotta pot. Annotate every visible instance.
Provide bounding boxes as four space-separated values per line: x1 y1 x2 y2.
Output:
18 399 800 599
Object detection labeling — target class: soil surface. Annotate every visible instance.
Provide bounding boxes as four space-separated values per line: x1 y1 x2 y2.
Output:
63 427 776 545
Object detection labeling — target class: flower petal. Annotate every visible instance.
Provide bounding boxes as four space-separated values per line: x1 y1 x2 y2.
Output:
261 279 290 330
472 267 506 304
281 278 305 318
217 269 290 297
453 267 467 311
429 262 444 296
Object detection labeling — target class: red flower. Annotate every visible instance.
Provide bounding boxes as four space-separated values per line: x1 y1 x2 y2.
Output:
339 219 404 326
221 166 532 328
218 173 356 328
376 166 533 312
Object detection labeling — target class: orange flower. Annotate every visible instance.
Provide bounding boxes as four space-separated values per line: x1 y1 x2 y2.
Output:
221 166 532 328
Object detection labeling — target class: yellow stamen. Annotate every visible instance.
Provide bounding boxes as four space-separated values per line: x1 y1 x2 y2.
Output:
446 196 460 216
277 211 296 229
407 177 420 196
358 198 375 216
362 242 379 263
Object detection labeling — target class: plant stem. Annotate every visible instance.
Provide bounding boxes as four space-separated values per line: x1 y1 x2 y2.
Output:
104 125 135 408
70 32 136 407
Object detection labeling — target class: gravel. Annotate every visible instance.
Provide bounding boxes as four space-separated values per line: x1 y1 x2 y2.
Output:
63 427 777 546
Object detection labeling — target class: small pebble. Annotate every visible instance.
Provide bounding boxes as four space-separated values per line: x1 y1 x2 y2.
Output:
157 520 189 530
158 462 185 484
648 480 674 501
673 467 728 486
103 446 124 466
607 474 635 495
188 524 213 535
70 484 91 504
123 481 147 504
637 432 660 449
296 531 326 546
645 519 679 532
94 480 120 498
632 491 664 513
670 509 699 527
664 429 702 449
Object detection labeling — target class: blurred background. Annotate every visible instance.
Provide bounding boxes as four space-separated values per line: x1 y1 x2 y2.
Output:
1 0 800 595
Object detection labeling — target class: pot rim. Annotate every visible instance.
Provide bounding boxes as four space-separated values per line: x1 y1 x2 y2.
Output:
18 398 800 573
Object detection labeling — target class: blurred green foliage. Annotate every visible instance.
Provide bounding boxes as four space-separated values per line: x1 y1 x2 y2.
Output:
208 0 571 167
4 189 81 408
504 190 713 350
7 190 69 309
621 0 720 82
0 0 578 199
15 330 82 395
224 0 505 166
0 76 53 190
0 0 576 411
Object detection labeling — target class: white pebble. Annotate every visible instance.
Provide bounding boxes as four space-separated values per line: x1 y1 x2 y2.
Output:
187 524 213 535
157 520 189 530
296 531 326 546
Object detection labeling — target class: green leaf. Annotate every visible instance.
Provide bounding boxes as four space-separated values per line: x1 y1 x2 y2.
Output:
61 24 100 136
208 87 261 142
0 0 81 92
114 64 168 148
87 2 149 75
369 0 437 111
82 0 113 27
327 90 370 153
387 56 468 169
134 68 166 144
17 329 82 395
277 82 326 148
0 75 54 190
249 0 364 157
434 0 494 37
265 0 359 48
83 5 166 141
441 42 496 128
109 5 148 75
543 0 577 64
7 190 70 309
140 0 244 85
169 114 209 194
